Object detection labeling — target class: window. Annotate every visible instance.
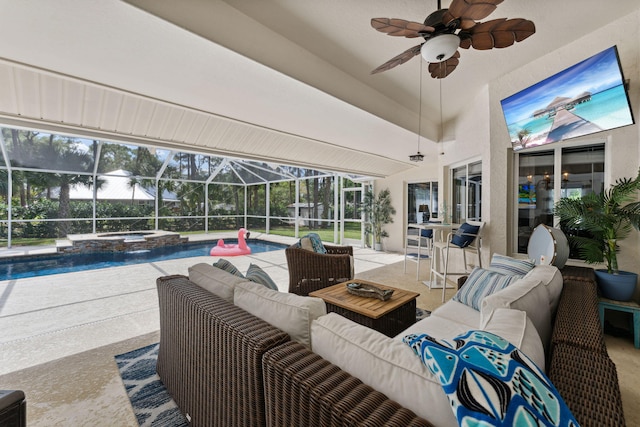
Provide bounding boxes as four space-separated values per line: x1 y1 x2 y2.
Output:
516 143 604 255
451 161 482 224
407 182 438 224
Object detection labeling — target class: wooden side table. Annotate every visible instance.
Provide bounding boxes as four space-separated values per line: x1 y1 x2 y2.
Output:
598 297 640 349
309 280 419 337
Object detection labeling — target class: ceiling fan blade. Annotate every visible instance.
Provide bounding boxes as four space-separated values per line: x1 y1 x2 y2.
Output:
464 18 535 50
371 18 435 38
428 51 461 79
443 0 504 28
371 44 422 74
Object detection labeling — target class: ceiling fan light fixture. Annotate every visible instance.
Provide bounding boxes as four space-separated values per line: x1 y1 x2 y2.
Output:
420 34 459 63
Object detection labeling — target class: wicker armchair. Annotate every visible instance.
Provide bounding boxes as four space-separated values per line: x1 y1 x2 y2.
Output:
285 244 354 296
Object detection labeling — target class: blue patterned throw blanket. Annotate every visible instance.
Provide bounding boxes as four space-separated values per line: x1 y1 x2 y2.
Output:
403 330 579 427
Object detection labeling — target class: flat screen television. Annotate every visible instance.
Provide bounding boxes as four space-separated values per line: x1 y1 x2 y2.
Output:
501 46 634 151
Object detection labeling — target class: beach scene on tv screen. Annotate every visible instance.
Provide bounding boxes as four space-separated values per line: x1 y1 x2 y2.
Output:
501 46 634 151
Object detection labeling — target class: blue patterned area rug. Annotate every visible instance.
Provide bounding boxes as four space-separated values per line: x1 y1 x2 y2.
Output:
115 343 188 427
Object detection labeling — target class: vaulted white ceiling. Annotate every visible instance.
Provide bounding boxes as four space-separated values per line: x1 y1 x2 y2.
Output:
0 0 638 177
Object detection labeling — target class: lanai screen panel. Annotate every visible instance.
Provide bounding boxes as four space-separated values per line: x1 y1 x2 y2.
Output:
97 141 171 178
1 129 95 174
163 151 215 181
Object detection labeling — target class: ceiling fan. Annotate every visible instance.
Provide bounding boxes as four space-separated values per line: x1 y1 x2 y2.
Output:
371 0 535 78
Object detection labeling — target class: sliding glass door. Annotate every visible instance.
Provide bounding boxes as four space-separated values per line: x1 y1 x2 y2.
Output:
516 143 604 255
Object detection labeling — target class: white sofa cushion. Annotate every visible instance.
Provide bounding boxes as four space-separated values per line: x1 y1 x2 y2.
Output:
397 314 472 342
522 265 563 314
429 299 481 329
188 262 249 302
311 313 456 427
481 307 546 371
480 277 552 350
233 281 326 348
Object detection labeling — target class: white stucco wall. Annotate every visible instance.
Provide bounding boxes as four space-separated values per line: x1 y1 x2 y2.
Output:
375 9 640 297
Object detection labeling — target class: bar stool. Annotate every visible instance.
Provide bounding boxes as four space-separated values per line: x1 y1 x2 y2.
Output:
430 220 484 302
404 226 432 280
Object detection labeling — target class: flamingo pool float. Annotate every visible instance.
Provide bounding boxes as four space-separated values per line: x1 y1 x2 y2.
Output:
210 228 252 256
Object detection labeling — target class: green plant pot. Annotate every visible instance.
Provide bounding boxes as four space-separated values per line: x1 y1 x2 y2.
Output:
594 269 637 301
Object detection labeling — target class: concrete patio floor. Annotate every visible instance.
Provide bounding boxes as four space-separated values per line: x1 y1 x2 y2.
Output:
0 233 413 375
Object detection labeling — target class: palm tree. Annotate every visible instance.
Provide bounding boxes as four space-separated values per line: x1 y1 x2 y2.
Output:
517 128 532 148
554 168 640 274
33 137 95 236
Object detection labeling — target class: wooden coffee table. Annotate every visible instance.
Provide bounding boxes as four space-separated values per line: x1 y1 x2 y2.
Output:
309 279 419 337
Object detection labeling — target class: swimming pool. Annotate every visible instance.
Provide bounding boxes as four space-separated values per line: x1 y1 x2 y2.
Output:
0 239 287 281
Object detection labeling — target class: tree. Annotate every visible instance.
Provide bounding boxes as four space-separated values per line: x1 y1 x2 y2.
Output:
363 188 396 247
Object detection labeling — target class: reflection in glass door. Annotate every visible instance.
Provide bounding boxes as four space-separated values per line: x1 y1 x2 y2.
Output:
467 161 482 221
407 182 438 225
516 144 604 255
517 150 555 253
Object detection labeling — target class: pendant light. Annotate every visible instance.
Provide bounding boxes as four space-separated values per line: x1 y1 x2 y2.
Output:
410 60 425 162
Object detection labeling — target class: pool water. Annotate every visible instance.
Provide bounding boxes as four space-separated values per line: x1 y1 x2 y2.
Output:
0 239 287 281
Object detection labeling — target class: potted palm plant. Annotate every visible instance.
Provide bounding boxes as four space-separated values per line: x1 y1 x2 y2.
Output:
363 188 396 251
554 169 640 301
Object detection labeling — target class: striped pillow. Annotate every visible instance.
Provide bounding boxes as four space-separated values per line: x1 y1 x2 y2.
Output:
212 258 244 277
453 267 521 310
488 254 535 276
246 263 279 290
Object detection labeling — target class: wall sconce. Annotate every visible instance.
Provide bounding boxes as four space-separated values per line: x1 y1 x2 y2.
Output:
562 172 569 182
527 174 533 183
539 173 551 190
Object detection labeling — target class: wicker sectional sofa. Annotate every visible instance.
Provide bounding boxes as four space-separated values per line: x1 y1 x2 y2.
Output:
156 264 624 427
156 273 429 426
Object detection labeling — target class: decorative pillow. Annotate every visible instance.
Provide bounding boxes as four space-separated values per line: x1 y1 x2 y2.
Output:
403 330 578 427
246 263 278 290
453 267 521 310
298 233 327 254
450 222 480 248
300 236 314 251
212 258 244 277
188 263 248 302
421 228 433 238
488 253 535 276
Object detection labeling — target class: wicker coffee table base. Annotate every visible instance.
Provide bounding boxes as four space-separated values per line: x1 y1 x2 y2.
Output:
325 299 417 337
